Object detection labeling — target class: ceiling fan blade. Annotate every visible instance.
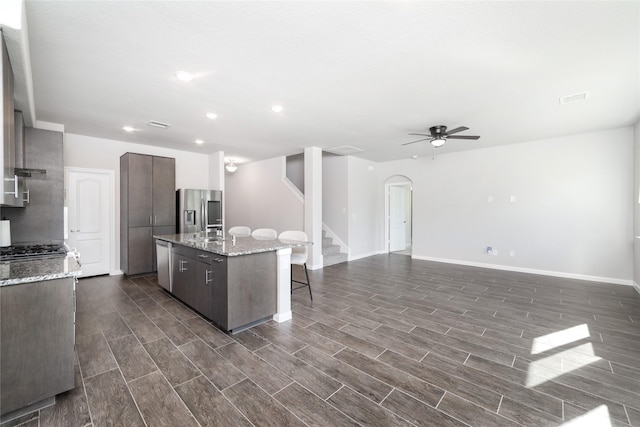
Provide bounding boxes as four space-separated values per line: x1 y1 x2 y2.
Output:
445 126 469 135
447 135 480 140
401 138 430 146
408 133 429 136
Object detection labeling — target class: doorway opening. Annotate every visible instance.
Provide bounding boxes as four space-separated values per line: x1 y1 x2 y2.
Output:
385 176 413 256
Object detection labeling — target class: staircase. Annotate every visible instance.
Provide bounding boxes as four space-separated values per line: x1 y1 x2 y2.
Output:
322 230 348 267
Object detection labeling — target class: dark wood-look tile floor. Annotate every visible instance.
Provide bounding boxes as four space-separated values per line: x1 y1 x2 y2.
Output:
3 254 640 426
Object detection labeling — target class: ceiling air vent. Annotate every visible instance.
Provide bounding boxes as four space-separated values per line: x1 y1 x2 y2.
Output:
148 121 171 129
559 91 590 105
325 145 364 156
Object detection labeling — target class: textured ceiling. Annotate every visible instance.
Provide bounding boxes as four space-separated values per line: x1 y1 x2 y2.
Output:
21 1 640 163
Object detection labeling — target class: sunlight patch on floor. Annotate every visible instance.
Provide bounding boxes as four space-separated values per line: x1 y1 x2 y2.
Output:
558 405 612 427
526 324 601 388
531 324 591 354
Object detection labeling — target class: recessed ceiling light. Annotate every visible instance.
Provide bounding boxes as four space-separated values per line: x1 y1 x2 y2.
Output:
411 155 419 159
206 112 218 120
195 139 204 145
123 126 135 132
175 71 194 82
272 105 284 113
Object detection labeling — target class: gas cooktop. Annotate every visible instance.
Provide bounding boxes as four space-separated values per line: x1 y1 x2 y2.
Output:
0 243 67 261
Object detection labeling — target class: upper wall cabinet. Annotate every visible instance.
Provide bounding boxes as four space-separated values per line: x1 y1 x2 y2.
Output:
1 33 18 207
120 153 175 275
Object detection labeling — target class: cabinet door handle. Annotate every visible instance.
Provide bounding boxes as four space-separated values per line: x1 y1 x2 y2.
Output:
154 215 157 225
4 175 18 197
149 215 153 225
197 254 209 259
23 189 29 203
179 259 188 272
214 258 224 263
205 270 212 284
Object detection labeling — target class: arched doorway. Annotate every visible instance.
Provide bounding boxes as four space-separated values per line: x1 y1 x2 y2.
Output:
385 175 413 255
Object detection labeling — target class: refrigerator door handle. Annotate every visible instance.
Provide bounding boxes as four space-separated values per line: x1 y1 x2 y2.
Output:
201 198 205 233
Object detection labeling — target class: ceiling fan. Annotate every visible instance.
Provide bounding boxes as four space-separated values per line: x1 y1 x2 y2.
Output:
402 125 480 148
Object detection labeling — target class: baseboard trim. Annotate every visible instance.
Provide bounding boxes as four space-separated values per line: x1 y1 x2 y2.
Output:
349 250 386 262
633 281 640 294
272 311 292 323
110 270 124 276
411 255 634 286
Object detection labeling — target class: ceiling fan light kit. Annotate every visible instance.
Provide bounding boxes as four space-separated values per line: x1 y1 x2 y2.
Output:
225 160 238 173
431 137 446 147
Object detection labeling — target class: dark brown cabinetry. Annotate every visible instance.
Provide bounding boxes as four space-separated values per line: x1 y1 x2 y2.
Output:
120 153 175 275
1 33 17 207
168 243 275 332
0 278 75 416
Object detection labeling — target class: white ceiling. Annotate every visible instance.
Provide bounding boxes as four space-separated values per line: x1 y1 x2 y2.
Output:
18 1 640 163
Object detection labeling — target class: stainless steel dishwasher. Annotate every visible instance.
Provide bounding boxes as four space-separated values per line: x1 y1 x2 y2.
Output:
155 239 172 291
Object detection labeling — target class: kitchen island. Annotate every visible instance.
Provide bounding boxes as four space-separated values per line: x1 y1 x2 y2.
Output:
155 233 310 332
0 254 81 421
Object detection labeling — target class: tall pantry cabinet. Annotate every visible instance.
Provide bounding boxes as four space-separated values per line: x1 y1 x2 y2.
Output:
120 153 175 275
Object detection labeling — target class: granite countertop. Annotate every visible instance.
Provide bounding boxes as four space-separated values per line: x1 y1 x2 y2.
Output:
155 233 311 256
0 255 82 286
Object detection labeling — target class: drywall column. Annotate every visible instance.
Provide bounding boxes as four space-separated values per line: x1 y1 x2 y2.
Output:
304 147 323 269
209 151 225 228
209 151 224 191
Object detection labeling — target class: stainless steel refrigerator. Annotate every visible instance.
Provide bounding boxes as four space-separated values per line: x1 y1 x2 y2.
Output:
176 189 223 233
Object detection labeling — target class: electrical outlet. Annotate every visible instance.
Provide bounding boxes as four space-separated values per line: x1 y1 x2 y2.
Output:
510 250 515 257
492 249 498 256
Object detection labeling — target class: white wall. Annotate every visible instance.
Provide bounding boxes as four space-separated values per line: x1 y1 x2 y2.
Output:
65 133 210 189
322 153 348 243
377 127 634 284
64 133 211 271
347 156 382 260
225 156 303 233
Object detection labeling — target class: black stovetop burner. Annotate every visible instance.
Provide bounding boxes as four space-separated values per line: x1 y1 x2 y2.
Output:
0 243 67 261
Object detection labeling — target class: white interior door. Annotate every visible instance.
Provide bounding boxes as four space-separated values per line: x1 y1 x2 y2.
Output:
68 169 111 277
389 185 411 252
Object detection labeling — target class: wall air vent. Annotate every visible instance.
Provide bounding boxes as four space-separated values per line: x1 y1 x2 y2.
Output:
559 91 590 105
148 121 171 129
325 145 364 156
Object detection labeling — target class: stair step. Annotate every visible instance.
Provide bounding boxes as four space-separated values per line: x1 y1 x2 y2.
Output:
321 229 348 267
322 245 341 256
